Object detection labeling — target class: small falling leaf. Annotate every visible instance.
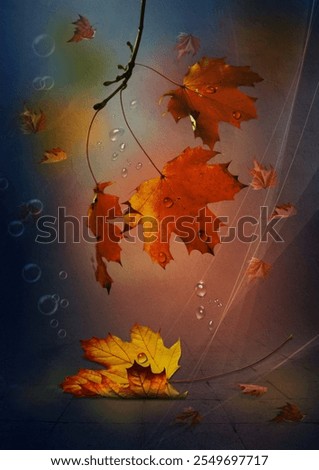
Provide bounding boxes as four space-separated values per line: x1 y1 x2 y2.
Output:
20 105 46 134
246 257 272 281
175 407 203 426
175 33 201 60
239 383 268 397
162 57 263 150
61 324 186 399
41 147 67 164
270 203 297 220
272 402 305 423
67 15 96 43
249 160 277 190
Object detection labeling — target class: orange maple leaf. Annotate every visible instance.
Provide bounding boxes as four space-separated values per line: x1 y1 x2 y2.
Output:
249 160 277 190
41 147 67 164
270 203 297 220
239 383 268 397
20 105 46 134
126 146 245 268
175 33 201 60
272 402 305 423
67 15 96 43
175 407 203 426
61 324 185 399
246 257 272 281
88 182 122 293
162 57 263 150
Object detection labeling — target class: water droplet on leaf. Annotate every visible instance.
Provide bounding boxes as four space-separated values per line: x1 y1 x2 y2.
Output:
130 99 138 109
136 162 143 170
196 306 206 320
119 142 126 152
232 111 241 120
109 128 124 142
206 85 217 94
137 352 148 364
208 320 214 331
163 197 174 208
121 167 128 178
195 282 207 298
112 152 118 161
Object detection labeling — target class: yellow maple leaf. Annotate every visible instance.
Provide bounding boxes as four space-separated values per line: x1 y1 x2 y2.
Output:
61 324 185 399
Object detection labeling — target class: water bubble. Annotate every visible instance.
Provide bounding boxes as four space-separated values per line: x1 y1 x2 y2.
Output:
22 263 41 283
206 85 218 94
130 99 138 109
196 306 206 320
38 295 59 316
214 298 219 304
50 319 59 328
112 152 119 161
137 352 148 364
59 270 68 280
119 143 126 152
208 320 214 331
158 252 167 264
8 221 24 238
57 329 67 339
32 76 55 91
136 162 143 170
109 128 124 142
52 294 60 303
27 199 43 216
60 299 69 309
232 111 241 120
163 197 174 208
121 167 128 178
195 282 207 298
0 177 9 191
32 34 55 57
217 301 223 308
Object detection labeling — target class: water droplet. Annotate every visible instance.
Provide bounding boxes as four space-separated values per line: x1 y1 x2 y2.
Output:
208 320 214 331
8 221 24 238
119 143 126 152
195 88 199 93
198 230 208 242
32 34 55 57
130 99 138 109
196 306 206 320
214 298 219 304
59 270 68 280
195 282 207 298
163 197 174 208
206 85 218 94
136 162 143 170
112 152 119 161
137 352 148 364
57 329 67 339
97 141 102 146
232 111 241 120
121 167 128 178
50 319 59 329
109 128 124 142
52 294 60 303
60 299 69 309
158 252 167 264
27 199 43 216
22 263 41 283
217 301 223 308
0 177 9 191
38 295 59 316
126 159 132 166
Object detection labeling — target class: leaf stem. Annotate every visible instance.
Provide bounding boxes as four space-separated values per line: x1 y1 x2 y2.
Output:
85 110 99 186
119 90 163 176
135 63 183 87
171 334 293 384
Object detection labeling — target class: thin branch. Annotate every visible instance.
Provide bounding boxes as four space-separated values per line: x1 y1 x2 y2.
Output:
94 0 147 111
171 334 293 384
119 89 163 176
85 110 99 186
135 63 183 87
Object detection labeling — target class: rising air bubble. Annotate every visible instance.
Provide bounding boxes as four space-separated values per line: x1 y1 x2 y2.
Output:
22 263 42 283
38 295 59 316
32 34 55 57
